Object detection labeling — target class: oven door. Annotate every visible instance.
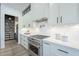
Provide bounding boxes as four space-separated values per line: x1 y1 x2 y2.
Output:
28 43 39 56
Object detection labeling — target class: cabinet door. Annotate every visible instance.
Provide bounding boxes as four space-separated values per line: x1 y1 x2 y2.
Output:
51 43 79 56
24 36 28 49
51 45 59 56
43 42 51 56
23 36 28 49
43 41 60 56
60 3 79 24
51 43 71 56
22 11 32 27
31 3 49 20
48 3 59 26
20 34 28 49
20 34 23 43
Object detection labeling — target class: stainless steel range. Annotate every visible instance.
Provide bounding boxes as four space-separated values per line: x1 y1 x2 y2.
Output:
28 35 49 56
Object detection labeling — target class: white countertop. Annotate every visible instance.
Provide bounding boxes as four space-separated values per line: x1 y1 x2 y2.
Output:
43 37 70 47
43 37 79 50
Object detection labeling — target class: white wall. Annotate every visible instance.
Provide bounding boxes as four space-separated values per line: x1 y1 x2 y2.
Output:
48 25 79 49
0 4 1 48
21 3 49 29
22 11 33 28
0 4 22 48
15 17 18 33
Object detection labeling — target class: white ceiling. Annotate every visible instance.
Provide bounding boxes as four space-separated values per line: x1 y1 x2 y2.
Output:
3 3 29 11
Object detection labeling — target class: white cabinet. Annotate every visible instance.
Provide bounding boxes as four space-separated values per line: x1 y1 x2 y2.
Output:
22 11 32 27
51 43 79 56
43 40 79 56
49 3 59 25
49 3 79 26
31 3 49 20
50 43 71 56
60 3 79 24
20 34 28 49
43 41 57 56
43 41 51 56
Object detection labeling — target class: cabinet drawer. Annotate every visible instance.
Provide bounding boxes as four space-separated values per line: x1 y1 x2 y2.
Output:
22 39 28 43
24 39 28 42
51 46 71 56
51 43 79 56
43 40 79 56
21 41 28 49
20 35 23 39
21 39 28 45
23 40 28 45
20 35 28 43
23 43 28 49
20 38 23 42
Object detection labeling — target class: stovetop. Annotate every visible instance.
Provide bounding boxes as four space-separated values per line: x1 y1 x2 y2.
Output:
30 35 49 39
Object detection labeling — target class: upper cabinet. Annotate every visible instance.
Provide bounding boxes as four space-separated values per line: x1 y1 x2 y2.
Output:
60 3 79 24
49 3 79 26
31 3 49 20
48 3 59 25
23 3 79 27
22 11 32 27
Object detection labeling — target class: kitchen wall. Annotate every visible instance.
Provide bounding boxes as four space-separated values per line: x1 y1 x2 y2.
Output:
15 17 18 33
21 3 49 29
0 4 22 48
0 4 1 48
48 24 79 49
22 11 33 28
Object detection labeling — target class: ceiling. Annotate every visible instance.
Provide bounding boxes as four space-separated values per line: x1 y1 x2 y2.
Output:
3 3 29 12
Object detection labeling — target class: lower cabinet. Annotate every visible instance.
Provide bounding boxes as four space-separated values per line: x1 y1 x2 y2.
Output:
50 43 71 56
43 40 79 56
43 42 51 56
51 43 79 56
43 41 57 56
20 34 28 49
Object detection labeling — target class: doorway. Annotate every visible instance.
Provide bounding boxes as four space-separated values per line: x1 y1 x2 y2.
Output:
5 14 18 47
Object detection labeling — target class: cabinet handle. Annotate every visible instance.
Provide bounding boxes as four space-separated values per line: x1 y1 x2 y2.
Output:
60 16 62 23
57 17 58 24
57 49 69 54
